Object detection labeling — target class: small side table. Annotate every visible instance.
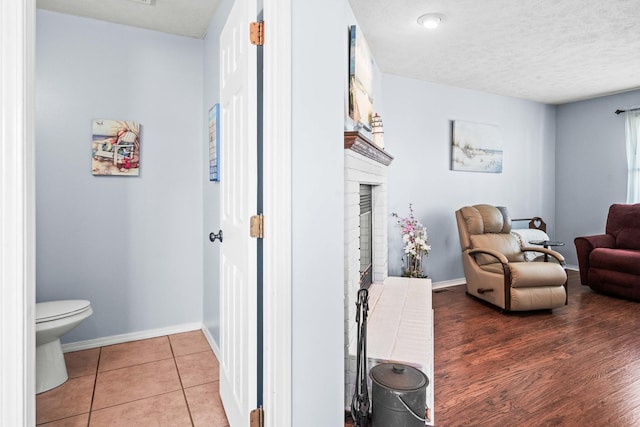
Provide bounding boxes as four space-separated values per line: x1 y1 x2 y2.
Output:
529 240 564 262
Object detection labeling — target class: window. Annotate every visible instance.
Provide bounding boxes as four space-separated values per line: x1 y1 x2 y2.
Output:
625 110 640 203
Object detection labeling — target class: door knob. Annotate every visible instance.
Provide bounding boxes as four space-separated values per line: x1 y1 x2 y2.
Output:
209 230 223 243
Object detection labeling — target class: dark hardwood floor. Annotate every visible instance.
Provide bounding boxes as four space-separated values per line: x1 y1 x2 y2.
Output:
346 271 640 427
433 270 640 426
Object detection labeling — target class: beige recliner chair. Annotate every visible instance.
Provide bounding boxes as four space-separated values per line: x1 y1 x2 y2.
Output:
455 204 567 311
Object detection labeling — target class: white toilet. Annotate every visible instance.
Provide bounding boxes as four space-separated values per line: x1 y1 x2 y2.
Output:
35 300 93 394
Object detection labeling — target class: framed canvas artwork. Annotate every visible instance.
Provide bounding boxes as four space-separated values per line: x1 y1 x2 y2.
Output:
349 25 374 130
209 104 220 181
91 120 140 176
451 120 503 173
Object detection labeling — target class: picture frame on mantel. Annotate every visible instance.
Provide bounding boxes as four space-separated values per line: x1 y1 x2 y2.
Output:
208 104 220 182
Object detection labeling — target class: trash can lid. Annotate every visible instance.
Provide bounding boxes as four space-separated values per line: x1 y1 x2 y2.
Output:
369 363 428 392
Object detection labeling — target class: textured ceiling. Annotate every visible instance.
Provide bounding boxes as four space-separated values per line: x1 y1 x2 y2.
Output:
348 0 640 104
36 0 221 39
36 0 640 104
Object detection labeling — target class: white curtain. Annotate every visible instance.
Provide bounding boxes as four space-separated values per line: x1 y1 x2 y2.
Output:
625 110 640 203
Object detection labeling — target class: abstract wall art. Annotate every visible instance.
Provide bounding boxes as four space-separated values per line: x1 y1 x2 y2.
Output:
451 120 503 173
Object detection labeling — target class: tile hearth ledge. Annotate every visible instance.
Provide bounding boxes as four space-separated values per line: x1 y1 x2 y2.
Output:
348 276 434 425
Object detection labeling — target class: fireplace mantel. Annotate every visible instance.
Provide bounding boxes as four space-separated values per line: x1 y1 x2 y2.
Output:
344 131 394 166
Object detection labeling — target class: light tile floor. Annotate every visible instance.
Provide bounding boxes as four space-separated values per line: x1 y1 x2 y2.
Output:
36 331 229 426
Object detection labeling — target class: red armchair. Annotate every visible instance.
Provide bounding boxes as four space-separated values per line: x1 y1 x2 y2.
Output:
574 203 640 301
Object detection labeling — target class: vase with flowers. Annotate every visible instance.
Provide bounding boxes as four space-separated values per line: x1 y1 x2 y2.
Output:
392 204 431 278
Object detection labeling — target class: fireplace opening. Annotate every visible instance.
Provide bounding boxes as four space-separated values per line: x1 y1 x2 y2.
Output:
359 184 373 289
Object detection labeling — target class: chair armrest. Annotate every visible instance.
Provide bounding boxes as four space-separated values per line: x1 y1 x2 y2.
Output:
574 234 615 285
521 247 566 265
575 234 615 250
469 248 509 265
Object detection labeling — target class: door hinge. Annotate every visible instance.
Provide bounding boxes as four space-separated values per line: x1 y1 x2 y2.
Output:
250 21 264 46
250 406 264 427
250 214 264 239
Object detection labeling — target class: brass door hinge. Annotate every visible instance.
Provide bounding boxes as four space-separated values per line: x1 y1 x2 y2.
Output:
250 214 264 239
250 21 264 46
250 406 264 427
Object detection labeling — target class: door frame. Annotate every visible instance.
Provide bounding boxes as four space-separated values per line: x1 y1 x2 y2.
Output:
0 1 294 424
0 1 37 425
262 0 293 425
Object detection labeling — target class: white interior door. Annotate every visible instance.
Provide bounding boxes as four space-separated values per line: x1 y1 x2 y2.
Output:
219 0 258 425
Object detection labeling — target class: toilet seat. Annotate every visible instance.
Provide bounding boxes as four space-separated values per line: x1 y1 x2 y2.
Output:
36 300 91 323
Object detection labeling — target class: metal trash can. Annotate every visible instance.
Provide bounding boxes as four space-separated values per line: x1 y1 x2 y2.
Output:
369 363 429 427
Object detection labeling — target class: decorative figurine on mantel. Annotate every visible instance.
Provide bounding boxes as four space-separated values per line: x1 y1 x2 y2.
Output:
371 113 384 149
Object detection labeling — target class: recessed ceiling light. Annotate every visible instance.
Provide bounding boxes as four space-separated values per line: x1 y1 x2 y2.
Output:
417 13 446 29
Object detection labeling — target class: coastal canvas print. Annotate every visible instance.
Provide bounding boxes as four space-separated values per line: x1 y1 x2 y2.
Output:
209 104 220 181
349 25 374 129
92 120 141 176
451 120 503 173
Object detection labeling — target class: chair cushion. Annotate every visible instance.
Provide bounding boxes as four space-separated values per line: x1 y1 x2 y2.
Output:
479 262 506 275
460 205 510 235
590 248 640 275
508 262 567 288
470 234 525 265
479 261 566 288
510 286 566 310
615 228 640 250
605 203 640 239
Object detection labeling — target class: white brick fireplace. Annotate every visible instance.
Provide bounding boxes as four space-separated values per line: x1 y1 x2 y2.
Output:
343 132 434 424
343 131 393 408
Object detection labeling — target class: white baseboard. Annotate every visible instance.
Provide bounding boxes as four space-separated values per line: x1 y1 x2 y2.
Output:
61 322 203 353
432 278 466 290
566 264 579 271
201 326 221 360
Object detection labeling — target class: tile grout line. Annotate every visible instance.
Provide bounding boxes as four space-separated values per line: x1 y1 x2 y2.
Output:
96 355 177 374
96 336 177 374
88 389 190 413
89 337 182 414
168 334 196 427
50 333 218 425
87 346 103 426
